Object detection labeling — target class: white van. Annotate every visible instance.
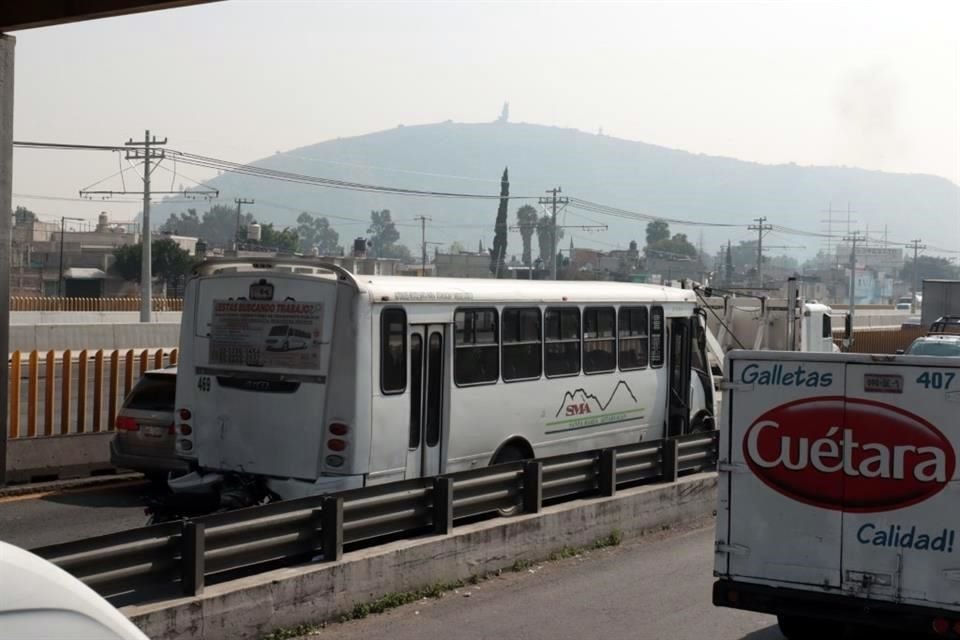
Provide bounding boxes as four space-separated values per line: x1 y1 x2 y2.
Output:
715 350 960 637
172 258 715 503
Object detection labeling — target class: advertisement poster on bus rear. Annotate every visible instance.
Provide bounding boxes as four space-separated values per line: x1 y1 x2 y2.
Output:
208 299 324 370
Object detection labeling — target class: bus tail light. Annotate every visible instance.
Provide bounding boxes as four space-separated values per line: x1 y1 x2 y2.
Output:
115 416 139 431
932 618 949 635
178 439 193 452
179 408 192 420
329 422 349 436
327 438 347 452
326 454 344 467
179 424 193 436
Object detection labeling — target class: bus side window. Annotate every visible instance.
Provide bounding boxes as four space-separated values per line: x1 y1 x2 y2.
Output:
502 307 542 382
454 308 499 385
649 306 665 368
618 306 648 370
583 307 616 374
545 308 580 377
380 308 407 394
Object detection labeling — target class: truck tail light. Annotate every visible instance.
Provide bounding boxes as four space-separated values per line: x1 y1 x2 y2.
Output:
115 416 139 431
327 438 346 452
932 618 950 635
329 422 349 436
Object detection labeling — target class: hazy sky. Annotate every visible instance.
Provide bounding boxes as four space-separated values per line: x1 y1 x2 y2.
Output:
10 0 960 241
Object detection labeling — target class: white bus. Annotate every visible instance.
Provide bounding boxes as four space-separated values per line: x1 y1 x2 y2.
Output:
171 258 715 503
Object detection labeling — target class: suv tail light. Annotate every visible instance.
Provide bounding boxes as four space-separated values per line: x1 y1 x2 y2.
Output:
115 416 139 431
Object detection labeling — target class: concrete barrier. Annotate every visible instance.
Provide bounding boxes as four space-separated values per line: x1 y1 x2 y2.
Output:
6 432 116 483
10 320 180 352
126 473 717 640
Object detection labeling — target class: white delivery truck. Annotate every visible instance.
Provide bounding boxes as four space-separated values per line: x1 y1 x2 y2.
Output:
714 350 960 638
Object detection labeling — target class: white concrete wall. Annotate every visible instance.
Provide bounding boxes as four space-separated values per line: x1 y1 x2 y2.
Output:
10 322 180 352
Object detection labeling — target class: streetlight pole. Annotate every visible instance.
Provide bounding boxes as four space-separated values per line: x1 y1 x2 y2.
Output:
57 216 83 297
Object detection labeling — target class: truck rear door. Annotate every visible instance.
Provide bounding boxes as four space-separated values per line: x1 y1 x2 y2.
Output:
720 353 847 588
841 360 960 608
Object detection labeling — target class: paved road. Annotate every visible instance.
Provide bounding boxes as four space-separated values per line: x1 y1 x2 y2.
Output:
0 481 152 548
302 524 782 640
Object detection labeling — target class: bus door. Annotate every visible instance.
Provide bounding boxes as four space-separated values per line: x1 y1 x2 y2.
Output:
406 324 447 478
666 317 692 437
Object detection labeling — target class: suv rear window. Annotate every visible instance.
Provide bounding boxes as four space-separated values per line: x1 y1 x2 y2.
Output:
125 374 176 411
906 341 960 357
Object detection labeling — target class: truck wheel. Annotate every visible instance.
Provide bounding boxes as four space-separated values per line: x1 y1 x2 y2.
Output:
777 615 829 639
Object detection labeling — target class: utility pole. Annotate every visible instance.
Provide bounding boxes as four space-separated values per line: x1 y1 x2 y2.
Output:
124 130 167 323
0 34 15 487
907 239 926 313
414 215 432 275
539 187 569 280
747 216 773 288
56 216 83 296
234 197 254 251
843 231 864 346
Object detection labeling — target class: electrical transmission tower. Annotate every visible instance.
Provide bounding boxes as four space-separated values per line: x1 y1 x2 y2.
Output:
907 239 926 313
747 216 773 288
539 187 570 280
79 131 217 322
234 197 255 250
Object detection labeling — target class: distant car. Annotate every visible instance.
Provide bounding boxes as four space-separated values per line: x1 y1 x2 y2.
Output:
109 366 189 481
930 315 960 334
0 540 149 640
895 302 912 311
901 334 960 357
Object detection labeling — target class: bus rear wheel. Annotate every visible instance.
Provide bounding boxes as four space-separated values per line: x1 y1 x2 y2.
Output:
492 443 530 516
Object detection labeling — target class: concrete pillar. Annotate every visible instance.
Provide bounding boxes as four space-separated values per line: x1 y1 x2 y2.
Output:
0 33 15 486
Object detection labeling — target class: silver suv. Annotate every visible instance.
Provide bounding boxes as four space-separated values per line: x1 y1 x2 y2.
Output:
109 367 190 481
902 334 960 357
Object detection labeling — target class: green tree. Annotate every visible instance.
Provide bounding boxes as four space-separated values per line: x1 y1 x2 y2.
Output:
367 209 400 258
901 256 959 283
161 205 251 248
490 167 509 277
536 215 563 264
13 206 36 224
382 243 413 261
257 223 299 253
296 212 340 254
516 204 538 266
647 233 698 260
111 239 196 290
645 220 670 247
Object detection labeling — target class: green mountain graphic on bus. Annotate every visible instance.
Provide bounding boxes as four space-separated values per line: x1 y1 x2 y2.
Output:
546 381 644 434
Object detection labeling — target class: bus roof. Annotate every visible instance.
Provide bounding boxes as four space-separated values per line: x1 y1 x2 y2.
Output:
354 276 697 304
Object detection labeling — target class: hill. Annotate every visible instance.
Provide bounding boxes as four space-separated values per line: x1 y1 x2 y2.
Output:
154 121 960 257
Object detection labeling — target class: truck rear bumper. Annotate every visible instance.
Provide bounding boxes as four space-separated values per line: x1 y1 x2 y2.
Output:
714 579 960 636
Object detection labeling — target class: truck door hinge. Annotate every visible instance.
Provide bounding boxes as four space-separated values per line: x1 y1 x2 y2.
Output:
716 542 749 555
718 380 753 392
718 462 747 473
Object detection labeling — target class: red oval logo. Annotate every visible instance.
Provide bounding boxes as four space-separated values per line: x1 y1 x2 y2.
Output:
743 397 956 512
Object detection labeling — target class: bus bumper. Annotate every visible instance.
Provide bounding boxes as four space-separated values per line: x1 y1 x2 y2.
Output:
267 474 365 500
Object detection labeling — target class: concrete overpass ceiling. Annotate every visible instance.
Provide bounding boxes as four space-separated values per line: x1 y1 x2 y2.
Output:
0 0 221 32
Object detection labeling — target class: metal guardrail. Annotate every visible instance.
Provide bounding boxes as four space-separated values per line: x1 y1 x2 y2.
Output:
11 297 183 312
6 348 178 438
31 431 718 606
